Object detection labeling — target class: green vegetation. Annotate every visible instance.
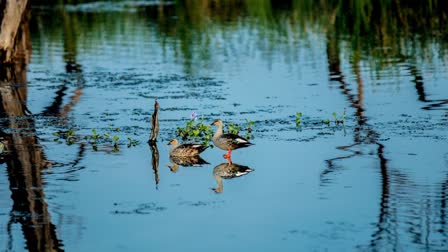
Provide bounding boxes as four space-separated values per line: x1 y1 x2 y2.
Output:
295 112 303 126
176 116 214 147
332 109 346 125
227 122 240 135
295 110 346 126
53 129 76 145
53 127 139 152
31 1 448 75
227 119 255 140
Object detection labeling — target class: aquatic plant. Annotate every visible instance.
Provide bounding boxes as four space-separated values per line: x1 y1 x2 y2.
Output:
227 122 241 135
295 112 303 126
225 120 255 139
89 129 101 144
244 119 255 139
112 135 119 152
176 115 214 147
127 137 139 147
53 129 77 145
52 127 141 152
332 109 346 125
294 110 346 126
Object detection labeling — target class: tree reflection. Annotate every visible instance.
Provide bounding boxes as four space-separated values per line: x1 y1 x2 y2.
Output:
0 6 63 251
323 27 448 250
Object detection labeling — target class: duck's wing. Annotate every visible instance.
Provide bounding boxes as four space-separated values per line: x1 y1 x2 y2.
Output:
172 144 208 156
221 134 253 148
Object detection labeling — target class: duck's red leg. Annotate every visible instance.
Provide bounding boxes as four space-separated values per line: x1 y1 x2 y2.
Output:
223 150 232 159
226 156 232 165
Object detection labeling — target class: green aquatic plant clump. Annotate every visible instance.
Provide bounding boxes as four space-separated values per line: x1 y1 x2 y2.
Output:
226 119 255 139
176 115 214 147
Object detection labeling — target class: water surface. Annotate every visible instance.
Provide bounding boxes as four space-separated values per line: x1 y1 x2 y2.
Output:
1 1 448 251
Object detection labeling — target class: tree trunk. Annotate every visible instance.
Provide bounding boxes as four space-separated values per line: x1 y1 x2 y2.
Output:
0 0 30 63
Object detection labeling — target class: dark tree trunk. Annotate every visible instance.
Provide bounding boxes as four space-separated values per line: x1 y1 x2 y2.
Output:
0 0 30 63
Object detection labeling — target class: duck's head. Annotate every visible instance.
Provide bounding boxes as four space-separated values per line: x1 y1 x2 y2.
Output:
210 119 222 127
167 138 178 146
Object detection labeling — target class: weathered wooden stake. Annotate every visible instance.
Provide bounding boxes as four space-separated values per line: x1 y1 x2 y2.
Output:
148 99 159 143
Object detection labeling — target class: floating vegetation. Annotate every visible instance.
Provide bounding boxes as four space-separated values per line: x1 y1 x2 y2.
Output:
225 119 255 139
127 137 139 147
175 115 214 147
53 127 139 152
53 129 76 145
295 112 303 126
295 110 346 127
332 109 346 125
227 122 240 135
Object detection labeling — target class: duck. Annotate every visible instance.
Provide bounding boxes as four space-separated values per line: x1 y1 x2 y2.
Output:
210 119 253 160
212 162 254 193
167 138 208 157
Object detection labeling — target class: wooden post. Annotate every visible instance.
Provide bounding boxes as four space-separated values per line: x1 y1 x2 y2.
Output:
0 0 29 63
148 99 159 143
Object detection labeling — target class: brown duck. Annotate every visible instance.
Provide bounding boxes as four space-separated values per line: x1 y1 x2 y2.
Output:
210 119 253 159
167 138 208 157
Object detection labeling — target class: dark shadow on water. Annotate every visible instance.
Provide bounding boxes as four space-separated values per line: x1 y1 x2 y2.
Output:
212 162 254 193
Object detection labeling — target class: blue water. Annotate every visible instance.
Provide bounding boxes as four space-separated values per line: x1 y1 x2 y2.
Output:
0 1 447 251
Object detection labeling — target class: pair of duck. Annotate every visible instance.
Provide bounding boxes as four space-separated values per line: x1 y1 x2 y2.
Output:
168 119 253 161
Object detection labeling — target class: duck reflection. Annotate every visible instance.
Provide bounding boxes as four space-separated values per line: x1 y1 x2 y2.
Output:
212 162 254 193
167 155 209 173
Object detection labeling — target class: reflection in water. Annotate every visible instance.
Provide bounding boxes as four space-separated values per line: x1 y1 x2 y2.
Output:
40 5 85 118
324 32 448 250
167 155 209 173
4 0 447 250
0 7 63 250
407 64 448 111
212 163 253 193
149 143 160 189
